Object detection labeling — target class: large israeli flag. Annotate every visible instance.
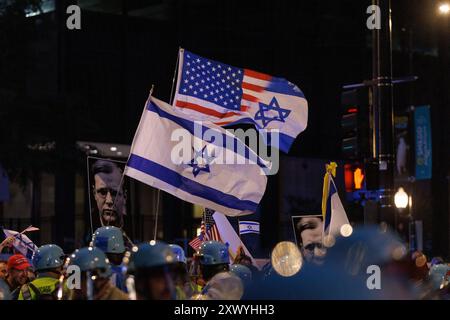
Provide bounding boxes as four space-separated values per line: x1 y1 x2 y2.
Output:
124 96 268 217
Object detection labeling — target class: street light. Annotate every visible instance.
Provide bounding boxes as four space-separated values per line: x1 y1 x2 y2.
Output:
438 3 450 15
394 187 409 209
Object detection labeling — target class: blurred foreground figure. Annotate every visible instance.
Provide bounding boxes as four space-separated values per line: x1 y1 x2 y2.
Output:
0 259 8 280
127 241 176 300
195 271 243 300
192 241 243 300
92 226 127 292
245 226 422 300
19 244 65 300
426 262 450 300
0 278 12 300
67 247 128 300
230 264 252 295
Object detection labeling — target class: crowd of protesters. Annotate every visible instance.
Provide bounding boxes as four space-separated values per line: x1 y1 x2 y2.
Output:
0 225 449 300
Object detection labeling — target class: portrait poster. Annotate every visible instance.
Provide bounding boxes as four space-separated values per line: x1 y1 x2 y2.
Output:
291 214 326 264
87 156 133 237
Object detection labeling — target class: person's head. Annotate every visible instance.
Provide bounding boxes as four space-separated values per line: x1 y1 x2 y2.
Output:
168 244 188 284
27 268 36 282
0 278 11 300
91 160 126 228
233 246 253 267
67 246 112 300
92 226 126 266
296 216 326 264
430 257 444 267
129 241 176 300
195 241 230 282
32 244 65 277
6 254 31 288
0 260 7 280
230 264 252 287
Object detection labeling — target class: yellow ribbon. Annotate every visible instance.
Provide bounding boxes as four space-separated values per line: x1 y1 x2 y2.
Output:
322 162 337 220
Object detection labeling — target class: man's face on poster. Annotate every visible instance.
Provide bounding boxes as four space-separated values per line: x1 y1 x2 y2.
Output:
93 165 126 228
296 216 326 265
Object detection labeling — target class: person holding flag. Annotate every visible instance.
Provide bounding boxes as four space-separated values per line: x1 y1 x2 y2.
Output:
1 226 39 258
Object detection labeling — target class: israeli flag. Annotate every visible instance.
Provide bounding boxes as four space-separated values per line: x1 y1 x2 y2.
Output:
239 221 260 235
124 96 268 217
2 229 38 259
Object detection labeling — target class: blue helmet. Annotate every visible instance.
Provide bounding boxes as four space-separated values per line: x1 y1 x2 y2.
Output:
92 226 125 254
230 264 252 284
131 241 176 270
68 247 112 278
168 244 187 264
32 244 65 271
429 264 450 290
196 241 229 266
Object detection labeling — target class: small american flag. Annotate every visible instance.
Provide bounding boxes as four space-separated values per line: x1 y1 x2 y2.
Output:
189 209 222 251
173 49 308 153
203 208 221 242
188 231 204 251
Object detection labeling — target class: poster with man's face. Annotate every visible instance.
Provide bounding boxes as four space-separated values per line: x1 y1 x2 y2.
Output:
291 215 326 265
87 157 129 234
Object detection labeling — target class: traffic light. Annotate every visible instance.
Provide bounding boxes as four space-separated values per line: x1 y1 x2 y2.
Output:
344 162 365 193
340 88 370 159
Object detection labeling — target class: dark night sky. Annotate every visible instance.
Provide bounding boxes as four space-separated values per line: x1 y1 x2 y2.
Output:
0 0 445 167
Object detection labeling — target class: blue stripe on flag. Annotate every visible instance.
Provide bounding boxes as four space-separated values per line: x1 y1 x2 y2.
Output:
240 230 259 235
266 131 295 153
239 221 259 226
127 153 259 212
266 77 306 99
222 117 295 153
147 101 269 169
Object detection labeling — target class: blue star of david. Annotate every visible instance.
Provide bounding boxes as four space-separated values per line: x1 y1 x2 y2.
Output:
254 97 291 128
188 145 216 177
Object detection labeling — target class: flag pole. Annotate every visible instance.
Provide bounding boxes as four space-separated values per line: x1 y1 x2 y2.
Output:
169 47 181 105
152 48 180 239
321 162 337 244
86 156 94 234
109 85 155 230
150 48 180 240
321 171 328 244
153 189 160 241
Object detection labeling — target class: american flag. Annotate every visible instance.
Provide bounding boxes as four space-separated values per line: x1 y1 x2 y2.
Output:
203 208 221 242
173 49 308 153
189 208 221 251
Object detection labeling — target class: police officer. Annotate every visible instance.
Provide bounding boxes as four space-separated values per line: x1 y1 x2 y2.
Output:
127 241 176 300
195 241 230 284
191 241 246 300
230 264 252 287
19 244 65 300
92 226 127 292
168 244 200 300
67 246 128 300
